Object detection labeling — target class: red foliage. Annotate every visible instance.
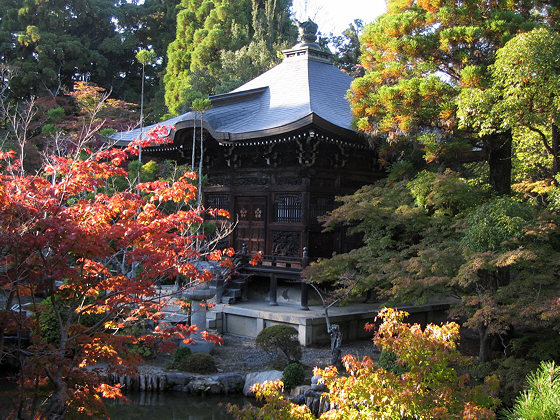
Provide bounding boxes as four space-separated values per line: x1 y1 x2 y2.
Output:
0 136 232 418
124 124 176 155
250 251 263 266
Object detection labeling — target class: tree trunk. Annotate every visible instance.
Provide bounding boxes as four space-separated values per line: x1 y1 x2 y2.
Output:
478 326 489 363
42 381 69 420
197 113 203 208
486 130 512 195
552 123 559 177
191 112 196 171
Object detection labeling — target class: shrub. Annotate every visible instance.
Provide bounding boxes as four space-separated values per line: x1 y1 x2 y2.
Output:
377 350 407 375
117 318 157 360
232 308 499 419
38 297 105 346
47 106 65 122
179 352 216 374
168 346 192 369
491 357 539 408
128 343 154 359
503 361 560 419
256 325 302 363
282 362 305 391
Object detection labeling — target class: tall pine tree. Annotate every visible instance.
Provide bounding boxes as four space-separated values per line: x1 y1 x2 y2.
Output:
0 0 119 99
349 0 545 194
164 0 296 115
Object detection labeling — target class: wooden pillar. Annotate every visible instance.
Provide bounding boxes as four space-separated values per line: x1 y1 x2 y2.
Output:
216 276 223 304
269 274 278 306
300 247 309 310
241 243 248 267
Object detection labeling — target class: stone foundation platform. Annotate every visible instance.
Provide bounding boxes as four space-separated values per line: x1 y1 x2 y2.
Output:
206 300 451 346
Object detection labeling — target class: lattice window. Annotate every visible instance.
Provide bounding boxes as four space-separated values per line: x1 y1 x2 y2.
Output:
206 194 230 219
274 194 302 223
310 195 334 223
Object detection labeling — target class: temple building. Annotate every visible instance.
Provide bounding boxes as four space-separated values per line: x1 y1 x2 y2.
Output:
114 21 380 305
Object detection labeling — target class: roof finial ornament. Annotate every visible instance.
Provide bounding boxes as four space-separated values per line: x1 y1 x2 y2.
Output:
296 19 318 44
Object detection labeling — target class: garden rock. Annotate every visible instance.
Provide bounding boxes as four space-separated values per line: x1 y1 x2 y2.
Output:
311 374 328 392
187 377 223 395
243 370 282 397
215 373 245 394
291 384 311 397
165 372 195 391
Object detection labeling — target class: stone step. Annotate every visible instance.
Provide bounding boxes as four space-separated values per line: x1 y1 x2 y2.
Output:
160 312 189 324
225 288 241 298
231 280 246 288
222 296 235 304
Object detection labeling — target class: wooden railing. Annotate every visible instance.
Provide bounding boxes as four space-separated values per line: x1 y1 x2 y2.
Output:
219 244 311 309
238 243 309 272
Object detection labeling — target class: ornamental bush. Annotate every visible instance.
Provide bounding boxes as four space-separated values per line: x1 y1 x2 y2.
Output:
179 352 217 374
168 346 192 369
256 325 302 363
37 296 105 346
282 362 305 391
377 350 407 375
232 308 499 419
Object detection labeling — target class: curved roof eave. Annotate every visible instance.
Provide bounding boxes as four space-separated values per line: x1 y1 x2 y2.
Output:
173 112 362 144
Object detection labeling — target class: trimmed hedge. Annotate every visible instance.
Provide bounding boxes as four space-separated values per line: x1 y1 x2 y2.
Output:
282 362 305 391
256 324 302 363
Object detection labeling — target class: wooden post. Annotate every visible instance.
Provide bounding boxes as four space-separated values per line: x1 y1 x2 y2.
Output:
241 278 248 302
269 274 278 306
216 275 223 304
241 243 248 267
300 247 309 310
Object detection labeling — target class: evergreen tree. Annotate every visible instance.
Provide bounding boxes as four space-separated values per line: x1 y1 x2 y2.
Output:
164 0 296 115
0 0 119 99
458 27 560 179
349 0 544 194
113 0 180 116
328 19 364 77
0 0 179 112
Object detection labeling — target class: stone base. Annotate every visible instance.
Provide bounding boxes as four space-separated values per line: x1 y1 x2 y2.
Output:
208 300 452 346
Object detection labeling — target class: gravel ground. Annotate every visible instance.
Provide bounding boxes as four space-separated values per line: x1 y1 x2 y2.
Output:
212 333 379 375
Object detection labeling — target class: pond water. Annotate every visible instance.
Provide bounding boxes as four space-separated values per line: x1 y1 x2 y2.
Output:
107 392 250 420
1 378 249 420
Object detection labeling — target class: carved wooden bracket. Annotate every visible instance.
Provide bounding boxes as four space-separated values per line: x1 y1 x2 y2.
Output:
296 135 319 167
263 143 280 167
332 144 348 168
224 145 239 168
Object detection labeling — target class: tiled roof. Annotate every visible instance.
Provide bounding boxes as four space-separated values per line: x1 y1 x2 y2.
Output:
111 44 356 145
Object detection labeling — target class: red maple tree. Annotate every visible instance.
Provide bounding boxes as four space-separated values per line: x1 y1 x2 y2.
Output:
0 123 230 418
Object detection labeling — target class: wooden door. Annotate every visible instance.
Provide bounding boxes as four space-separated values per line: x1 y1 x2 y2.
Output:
234 196 266 253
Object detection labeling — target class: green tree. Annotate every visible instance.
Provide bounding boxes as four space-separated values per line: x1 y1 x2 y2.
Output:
328 19 364 77
164 0 296 115
349 0 542 194
0 0 119 99
504 361 560 419
0 0 178 110
214 39 280 94
306 168 560 362
113 0 180 117
458 27 560 179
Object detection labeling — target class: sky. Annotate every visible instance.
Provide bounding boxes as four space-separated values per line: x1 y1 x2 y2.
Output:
291 0 387 35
